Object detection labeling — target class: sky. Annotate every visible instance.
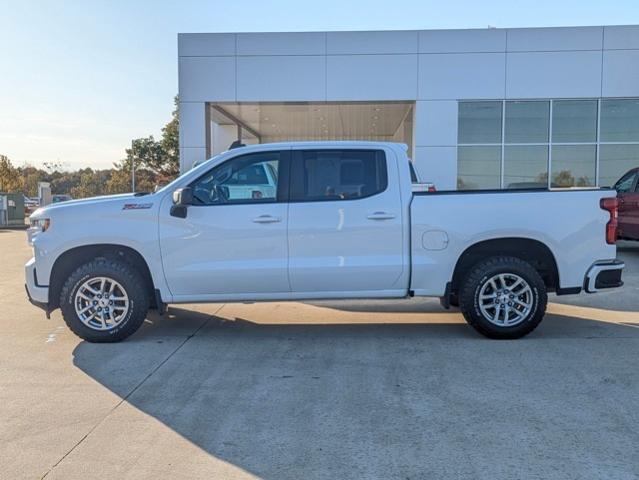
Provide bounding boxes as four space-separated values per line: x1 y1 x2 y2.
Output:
1 0 638 170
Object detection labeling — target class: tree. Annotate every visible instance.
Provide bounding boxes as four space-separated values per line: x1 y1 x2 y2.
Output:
106 158 158 195
127 96 180 185
158 96 180 179
18 165 42 197
70 168 111 199
0 155 22 193
551 170 575 188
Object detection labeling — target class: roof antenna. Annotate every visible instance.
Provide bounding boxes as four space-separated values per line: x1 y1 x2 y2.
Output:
229 140 246 149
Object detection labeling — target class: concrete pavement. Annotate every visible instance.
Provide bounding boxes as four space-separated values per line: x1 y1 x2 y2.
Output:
1 229 639 479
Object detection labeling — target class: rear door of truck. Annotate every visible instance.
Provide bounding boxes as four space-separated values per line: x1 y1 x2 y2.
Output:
286 146 408 296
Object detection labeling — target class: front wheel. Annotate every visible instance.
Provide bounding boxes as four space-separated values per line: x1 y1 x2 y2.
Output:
59 258 149 342
459 256 547 339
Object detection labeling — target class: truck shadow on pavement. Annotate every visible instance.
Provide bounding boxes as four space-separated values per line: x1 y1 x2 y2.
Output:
70 306 639 479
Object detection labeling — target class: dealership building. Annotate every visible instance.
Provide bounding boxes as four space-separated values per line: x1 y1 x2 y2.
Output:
178 25 639 190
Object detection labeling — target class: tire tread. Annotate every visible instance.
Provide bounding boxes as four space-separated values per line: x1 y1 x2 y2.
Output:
459 256 547 339
59 258 149 343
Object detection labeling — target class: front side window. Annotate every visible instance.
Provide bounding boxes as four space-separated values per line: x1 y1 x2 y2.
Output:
191 151 281 205
291 149 387 201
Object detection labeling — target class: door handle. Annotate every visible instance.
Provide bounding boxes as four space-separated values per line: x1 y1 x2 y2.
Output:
367 211 396 220
252 215 281 224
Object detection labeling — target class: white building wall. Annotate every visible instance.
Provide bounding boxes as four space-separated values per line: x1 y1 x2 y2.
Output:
211 124 236 156
178 25 639 181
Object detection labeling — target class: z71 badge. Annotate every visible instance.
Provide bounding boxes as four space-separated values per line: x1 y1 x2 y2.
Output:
122 203 153 210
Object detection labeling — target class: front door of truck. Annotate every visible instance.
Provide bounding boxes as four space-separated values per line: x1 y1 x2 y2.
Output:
287 147 406 295
159 149 291 298
615 170 639 239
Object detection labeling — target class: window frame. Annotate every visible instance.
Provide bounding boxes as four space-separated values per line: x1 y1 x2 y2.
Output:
188 150 291 206
289 148 389 203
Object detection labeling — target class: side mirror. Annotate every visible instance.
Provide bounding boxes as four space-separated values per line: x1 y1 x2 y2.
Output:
170 187 193 218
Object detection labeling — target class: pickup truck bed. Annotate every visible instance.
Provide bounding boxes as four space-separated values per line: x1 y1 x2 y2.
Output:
410 188 617 297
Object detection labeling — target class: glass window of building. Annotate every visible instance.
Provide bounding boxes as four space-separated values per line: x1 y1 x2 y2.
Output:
457 146 501 190
504 146 548 189
457 98 639 190
551 145 596 188
599 144 639 188
600 99 639 142
505 101 550 144
552 100 598 143
458 102 502 144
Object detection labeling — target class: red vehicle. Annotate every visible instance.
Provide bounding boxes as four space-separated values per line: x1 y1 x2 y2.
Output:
614 167 639 240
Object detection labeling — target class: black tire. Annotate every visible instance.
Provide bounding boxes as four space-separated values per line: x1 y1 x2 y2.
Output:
59 258 149 343
459 256 547 339
449 293 460 308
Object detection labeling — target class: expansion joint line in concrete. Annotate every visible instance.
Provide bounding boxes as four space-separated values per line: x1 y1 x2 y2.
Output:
39 304 226 479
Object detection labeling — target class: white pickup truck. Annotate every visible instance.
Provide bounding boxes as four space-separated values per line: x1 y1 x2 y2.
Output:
26 141 624 342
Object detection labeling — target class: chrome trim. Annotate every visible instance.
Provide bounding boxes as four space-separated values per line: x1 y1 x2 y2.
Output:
585 261 624 293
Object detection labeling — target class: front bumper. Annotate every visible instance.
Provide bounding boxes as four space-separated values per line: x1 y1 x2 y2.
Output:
584 260 624 293
25 257 49 306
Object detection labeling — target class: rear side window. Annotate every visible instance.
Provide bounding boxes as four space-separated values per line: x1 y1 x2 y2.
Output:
409 161 418 183
291 149 387 201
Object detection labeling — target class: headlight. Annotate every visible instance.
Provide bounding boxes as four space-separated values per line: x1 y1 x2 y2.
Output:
30 218 51 232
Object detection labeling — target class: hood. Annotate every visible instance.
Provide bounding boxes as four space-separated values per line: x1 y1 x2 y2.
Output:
30 193 150 218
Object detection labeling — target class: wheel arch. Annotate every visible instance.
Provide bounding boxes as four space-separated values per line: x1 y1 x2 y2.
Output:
450 237 559 294
49 244 156 310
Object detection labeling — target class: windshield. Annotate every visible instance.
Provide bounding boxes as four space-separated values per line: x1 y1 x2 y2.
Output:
154 153 225 195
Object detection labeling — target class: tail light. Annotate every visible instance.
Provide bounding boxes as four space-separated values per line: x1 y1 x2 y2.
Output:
428 184 437 192
600 197 619 244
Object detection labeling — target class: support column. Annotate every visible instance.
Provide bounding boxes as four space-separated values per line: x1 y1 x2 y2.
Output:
413 100 459 190
179 102 209 172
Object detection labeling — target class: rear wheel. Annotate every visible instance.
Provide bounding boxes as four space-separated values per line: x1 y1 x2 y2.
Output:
59 258 149 342
459 256 547 339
